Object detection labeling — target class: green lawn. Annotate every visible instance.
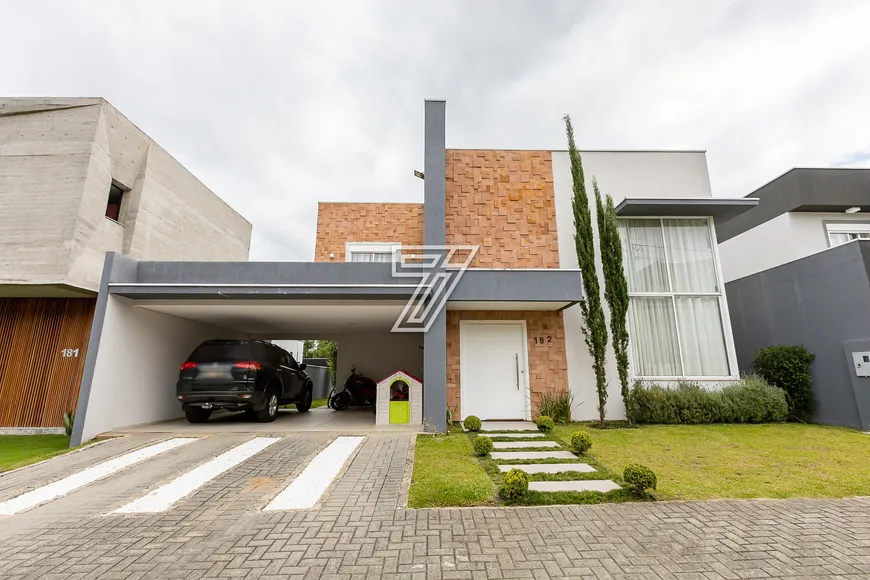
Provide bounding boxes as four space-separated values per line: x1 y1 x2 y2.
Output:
0 435 73 472
311 398 327 409
553 423 870 500
408 434 495 507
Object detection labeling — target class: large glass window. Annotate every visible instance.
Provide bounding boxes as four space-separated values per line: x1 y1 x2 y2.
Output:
619 218 731 378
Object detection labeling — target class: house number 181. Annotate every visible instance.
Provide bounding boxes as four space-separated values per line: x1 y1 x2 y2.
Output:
61 348 80 358
534 336 552 345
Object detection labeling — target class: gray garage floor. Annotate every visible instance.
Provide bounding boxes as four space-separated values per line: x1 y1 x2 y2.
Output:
111 406 418 436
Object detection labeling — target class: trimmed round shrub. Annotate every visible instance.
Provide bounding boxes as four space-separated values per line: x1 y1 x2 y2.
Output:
753 345 815 421
535 415 555 432
570 430 592 454
499 468 530 500
464 415 482 432
473 435 493 457
623 464 657 494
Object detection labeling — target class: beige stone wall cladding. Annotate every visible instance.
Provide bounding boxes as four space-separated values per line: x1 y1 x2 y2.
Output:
446 150 560 268
313 202 424 261
446 310 568 419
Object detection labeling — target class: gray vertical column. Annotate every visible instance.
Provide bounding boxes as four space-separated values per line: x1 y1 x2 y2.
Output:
70 252 139 446
423 100 447 432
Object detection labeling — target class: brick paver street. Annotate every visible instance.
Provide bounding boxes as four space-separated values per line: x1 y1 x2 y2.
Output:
1 433 869 579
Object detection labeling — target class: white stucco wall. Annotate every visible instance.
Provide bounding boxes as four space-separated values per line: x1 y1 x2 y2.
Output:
720 212 870 283
78 296 242 442
718 213 796 283
552 150 737 421
327 332 423 391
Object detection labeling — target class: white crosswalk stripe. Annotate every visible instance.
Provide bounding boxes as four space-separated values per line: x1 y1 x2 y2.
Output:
114 436 281 513
264 436 364 510
0 437 196 515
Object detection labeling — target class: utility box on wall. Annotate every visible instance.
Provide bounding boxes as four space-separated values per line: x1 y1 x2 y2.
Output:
376 371 422 426
851 352 870 377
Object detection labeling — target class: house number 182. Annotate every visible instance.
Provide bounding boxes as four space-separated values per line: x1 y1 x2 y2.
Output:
534 336 552 345
61 348 80 358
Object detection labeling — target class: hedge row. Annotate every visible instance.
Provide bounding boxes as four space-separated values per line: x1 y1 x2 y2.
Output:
628 375 788 424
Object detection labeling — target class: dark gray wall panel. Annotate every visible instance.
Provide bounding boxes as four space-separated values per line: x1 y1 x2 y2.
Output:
726 241 870 429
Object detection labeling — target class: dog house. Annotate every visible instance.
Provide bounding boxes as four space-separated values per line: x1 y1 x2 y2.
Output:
376 370 422 426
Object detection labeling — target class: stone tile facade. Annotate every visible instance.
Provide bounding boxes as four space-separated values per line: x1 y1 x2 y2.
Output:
313 202 424 261
446 310 568 419
446 150 560 268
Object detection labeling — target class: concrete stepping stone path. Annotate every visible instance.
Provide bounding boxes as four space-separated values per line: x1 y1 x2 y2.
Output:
478 421 538 432
490 450 577 460
491 441 561 449
529 480 620 493
497 463 595 474
485 433 547 439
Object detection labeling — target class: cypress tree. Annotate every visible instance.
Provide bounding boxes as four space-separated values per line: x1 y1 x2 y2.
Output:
595 182 632 425
564 115 609 427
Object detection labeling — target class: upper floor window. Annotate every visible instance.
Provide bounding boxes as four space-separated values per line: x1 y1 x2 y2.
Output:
105 183 126 222
618 218 732 379
826 223 870 247
346 242 400 263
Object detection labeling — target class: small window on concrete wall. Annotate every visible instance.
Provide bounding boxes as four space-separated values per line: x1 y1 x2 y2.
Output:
346 242 400 263
105 183 126 222
826 223 870 247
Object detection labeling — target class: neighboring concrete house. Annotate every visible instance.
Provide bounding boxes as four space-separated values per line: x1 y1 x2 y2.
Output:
0 98 252 430
70 101 757 444
718 168 870 430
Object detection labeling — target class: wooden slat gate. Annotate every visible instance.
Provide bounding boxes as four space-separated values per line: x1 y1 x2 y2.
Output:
0 298 96 427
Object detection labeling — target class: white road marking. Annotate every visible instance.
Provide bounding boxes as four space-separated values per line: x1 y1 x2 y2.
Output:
263 436 364 510
114 436 281 514
0 437 196 515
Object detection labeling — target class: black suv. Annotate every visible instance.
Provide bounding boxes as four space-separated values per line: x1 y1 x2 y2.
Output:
177 339 313 423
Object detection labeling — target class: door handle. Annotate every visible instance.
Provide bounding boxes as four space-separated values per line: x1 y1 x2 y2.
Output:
515 354 520 390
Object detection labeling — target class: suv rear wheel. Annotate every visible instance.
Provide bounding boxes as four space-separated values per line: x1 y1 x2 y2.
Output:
255 392 279 422
185 407 212 423
296 387 313 413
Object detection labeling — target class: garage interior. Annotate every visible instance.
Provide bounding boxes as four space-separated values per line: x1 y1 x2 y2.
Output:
78 295 422 443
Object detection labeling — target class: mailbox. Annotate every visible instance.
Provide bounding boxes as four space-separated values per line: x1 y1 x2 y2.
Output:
376 370 422 426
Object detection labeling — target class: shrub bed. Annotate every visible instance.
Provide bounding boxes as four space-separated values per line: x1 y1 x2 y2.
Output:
753 345 815 421
628 376 787 424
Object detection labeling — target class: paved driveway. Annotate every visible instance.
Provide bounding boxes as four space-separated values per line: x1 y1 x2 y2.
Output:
1 433 869 579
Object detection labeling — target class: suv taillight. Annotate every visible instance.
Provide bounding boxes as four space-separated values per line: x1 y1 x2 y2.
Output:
180 362 197 371
234 361 261 370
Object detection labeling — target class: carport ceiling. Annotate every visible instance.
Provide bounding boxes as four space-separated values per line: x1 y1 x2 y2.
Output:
135 300 407 336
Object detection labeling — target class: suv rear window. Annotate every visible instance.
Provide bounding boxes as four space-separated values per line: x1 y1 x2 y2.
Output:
188 342 253 363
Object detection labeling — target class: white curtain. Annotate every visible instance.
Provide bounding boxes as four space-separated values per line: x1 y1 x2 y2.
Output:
350 252 392 263
663 219 718 292
628 297 680 376
620 219 669 292
675 296 729 376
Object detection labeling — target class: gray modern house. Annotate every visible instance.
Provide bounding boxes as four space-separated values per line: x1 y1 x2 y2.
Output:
718 168 870 430
69 100 759 445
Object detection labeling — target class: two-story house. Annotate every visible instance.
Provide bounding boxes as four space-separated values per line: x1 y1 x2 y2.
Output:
0 98 251 431
69 101 757 444
718 169 870 430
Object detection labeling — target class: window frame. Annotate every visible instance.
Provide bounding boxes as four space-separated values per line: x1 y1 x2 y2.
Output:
345 241 401 263
618 216 738 381
825 222 870 247
105 181 128 224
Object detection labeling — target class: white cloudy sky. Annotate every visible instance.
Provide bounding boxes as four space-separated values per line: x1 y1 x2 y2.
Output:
3 0 869 260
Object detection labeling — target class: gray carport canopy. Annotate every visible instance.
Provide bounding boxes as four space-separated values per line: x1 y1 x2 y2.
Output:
71 253 582 445
108 259 584 305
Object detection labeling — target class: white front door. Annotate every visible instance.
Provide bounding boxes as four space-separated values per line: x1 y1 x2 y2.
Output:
460 322 529 420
